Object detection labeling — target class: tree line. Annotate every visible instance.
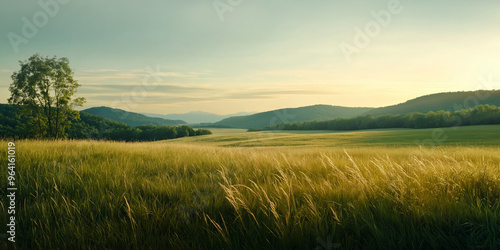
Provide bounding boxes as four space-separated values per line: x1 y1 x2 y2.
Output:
98 125 211 142
249 104 500 131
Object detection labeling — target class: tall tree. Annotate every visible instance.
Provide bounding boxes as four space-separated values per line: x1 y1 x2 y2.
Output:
8 54 86 139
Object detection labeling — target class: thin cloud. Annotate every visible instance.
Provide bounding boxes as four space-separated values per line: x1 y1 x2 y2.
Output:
258 69 332 78
80 69 121 73
81 83 339 106
79 84 215 94
76 68 208 82
77 73 140 81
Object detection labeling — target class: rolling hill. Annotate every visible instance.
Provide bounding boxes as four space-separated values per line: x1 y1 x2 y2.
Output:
0 104 210 141
82 107 186 127
0 103 130 139
209 90 500 129
364 90 500 116
212 105 374 129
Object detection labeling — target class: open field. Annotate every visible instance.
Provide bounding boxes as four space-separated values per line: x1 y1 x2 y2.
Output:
1 126 500 249
188 125 500 147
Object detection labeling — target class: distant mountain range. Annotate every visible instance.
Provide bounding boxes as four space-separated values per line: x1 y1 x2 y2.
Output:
142 111 255 124
82 107 186 127
81 90 500 129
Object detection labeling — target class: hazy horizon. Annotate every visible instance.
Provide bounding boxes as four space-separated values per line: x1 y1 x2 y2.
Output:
1 0 499 114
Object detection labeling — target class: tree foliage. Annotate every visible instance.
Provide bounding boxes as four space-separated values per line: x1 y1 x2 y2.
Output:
8 54 85 139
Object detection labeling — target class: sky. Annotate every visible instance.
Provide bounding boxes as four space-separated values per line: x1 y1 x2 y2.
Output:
1 0 499 115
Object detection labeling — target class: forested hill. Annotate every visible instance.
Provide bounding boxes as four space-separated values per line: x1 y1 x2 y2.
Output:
0 104 211 141
210 90 500 129
212 105 374 129
0 104 129 139
252 104 500 132
82 107 186 127
364 90 500 116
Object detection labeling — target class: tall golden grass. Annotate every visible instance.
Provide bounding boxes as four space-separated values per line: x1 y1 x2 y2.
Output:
0 139 499 249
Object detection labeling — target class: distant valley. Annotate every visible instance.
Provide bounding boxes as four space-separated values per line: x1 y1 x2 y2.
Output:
142 111 255 124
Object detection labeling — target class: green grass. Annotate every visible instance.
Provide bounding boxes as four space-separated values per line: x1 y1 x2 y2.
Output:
177 124 500 147
1 125 500 249
198 128 248 135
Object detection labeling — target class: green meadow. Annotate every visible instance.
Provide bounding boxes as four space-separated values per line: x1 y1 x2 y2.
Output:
1 125 500 249
188 125 500 147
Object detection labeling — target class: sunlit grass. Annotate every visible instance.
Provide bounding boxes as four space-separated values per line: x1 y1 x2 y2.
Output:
179 125 500 147
0 133 499 249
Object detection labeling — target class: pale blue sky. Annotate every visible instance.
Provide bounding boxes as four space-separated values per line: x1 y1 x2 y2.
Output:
1 0 499 114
